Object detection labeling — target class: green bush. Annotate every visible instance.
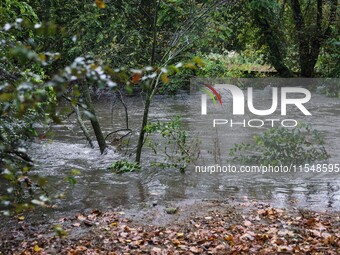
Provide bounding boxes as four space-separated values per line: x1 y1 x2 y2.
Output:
145 116 199 172
230 124 329 166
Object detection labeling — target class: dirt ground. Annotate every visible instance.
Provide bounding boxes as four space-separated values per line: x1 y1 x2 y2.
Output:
0 199 339 254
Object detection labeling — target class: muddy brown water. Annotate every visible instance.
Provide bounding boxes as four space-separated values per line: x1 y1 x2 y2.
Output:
27 89 340 219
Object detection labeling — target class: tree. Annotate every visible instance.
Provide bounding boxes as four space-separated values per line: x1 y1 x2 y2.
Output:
135 0 236 163
0 6 116 213
79 81 107 154
290 0 338 77
249 0 339 77
249 0 293 77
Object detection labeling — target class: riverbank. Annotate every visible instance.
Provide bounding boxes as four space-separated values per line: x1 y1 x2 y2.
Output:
1 199 339 254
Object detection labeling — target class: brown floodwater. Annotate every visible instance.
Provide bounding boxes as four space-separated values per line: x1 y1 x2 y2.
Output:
28 88 340 219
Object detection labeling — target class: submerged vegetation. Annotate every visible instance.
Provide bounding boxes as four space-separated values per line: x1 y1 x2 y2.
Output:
145 116 200 172
108 160 141 174
230 124 330 166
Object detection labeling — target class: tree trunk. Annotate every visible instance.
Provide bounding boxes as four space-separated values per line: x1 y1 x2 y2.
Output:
135 91 152 163
299 39 321 77
290 0 338 77
135 0 159 164
290 0 315 77
80 82 107 154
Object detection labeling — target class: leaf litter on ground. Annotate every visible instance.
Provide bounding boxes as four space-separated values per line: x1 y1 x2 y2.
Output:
0 200 339 254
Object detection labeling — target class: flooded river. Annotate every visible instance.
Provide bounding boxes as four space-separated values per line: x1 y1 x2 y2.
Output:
28 87 340 218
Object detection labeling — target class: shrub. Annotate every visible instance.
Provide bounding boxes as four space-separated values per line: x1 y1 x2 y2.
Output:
230 124 329 166
145 116 199 172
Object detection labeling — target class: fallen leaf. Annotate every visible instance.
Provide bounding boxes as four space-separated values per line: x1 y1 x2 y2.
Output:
120 232 128 238
190 246 201 253
151 247 162 253
74 245 87 252
177 233 184 237
277 245 293 252
244 220 252 227
306 217 316 227
309 229 321 237
324 235 336 245
72 222 81 227
241 232 255 241
267 227 278 234
314 222 326 231
278 229 294 237
76 214 86 221
224 235 234 246
34 245 41 252
172 239 180 246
